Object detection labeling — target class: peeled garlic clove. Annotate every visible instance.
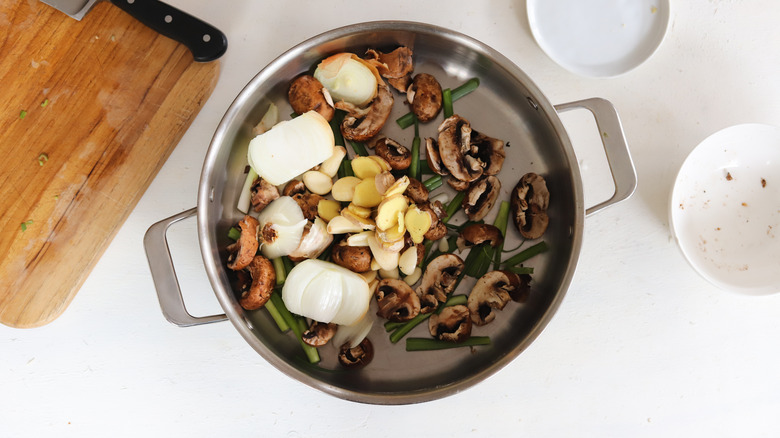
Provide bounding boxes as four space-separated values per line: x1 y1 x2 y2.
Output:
302 170 333 195
367 234 400 271
318 146 347 178
248 111 334 186
403 267 423 286
398 246 418 276
327 215 364 234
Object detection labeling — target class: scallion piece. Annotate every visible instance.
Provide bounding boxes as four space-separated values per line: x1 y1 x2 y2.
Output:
227 227 241 241
502 241 549 267
329 110 345 146
450 77 480 101
505 266 534 275
419 160 433 175
492 201 511 270
422 174 442 192
396 112 416 129
406 336 490 351
349 140 368 157
443 191 466 223
265 291 290 332
410 135 421 181
272 257 287 285
442 88 453 119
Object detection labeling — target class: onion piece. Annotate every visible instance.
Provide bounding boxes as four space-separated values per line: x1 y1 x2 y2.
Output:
236 168 258 214
314 53 380 107
256 196 307 259
282 259 371 326
332 313 375 349
288 218 333 260
248 111 334 186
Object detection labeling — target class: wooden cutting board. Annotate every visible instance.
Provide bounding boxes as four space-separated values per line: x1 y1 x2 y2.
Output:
0 0 220 328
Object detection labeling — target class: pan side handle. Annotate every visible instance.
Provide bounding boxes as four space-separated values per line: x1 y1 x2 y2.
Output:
143 207 227 326
555 98 637 216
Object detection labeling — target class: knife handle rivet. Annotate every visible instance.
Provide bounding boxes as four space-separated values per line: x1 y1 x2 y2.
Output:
164 15 173 23
203 34 211 43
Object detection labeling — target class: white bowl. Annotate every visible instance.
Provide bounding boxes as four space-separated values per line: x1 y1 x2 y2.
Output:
527 0 670 77
670 124 780 295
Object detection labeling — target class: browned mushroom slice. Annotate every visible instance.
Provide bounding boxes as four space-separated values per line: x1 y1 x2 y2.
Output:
239 255 276 310
467 270 522 326
375 137 412 170
338 83 394 142
302 321 338 347
292 192 324 221
364 47 414 93
407 73 442 123
429 304 472 342
364 47 413 79
338 338 374 369
330 240 372 273
424 137 448 176
437 115 484 182
471 130 505 176
419 201 448 241
447 178 470 192
462 175 501 221
387 75 412 94
250 177 280 213
456 223 504 252
416 254 465 313
404 177 429 204
282 179 306 197
375 278 421 322
288 74 335 122
227 215 260 271
510 273 532 303
511 173 550 239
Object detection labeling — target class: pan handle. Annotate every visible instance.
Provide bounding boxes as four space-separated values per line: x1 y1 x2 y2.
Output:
555 98 637 216
143 207 227 326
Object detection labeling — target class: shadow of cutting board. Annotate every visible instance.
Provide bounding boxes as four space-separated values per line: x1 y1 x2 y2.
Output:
0 0 220 328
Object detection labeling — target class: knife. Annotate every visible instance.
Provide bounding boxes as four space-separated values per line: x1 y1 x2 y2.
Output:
40 0 228 62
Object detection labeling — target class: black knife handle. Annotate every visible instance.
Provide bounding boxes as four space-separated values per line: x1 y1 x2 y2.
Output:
110 0 227 62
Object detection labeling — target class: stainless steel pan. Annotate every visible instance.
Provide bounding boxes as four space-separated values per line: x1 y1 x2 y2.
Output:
145 21 636 404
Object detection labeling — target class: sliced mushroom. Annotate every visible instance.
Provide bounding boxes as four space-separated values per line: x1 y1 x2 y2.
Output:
407 73 442 123
467 270 522 326
416 254 465 313
437 115 484 183
511 173 550 239
418 202 447 241
282 179 306 197
250 177 280 213
429 304 472 342
471 130 505 176
424 137 448 176
301 321 338 347
375 278 421 322
292 192 325 221
511 273 532 303
456 224 503 252
375 137 412 170
447 178 470 192
331 240 372 273
364 47 414 93
227 215 260 271
239 255 276 310
404 177 429 204
338 83 394 142
338 338 374 368
462 175 501 221
288 74 335 122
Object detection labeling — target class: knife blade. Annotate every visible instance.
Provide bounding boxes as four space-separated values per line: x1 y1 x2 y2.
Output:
40 0 227 62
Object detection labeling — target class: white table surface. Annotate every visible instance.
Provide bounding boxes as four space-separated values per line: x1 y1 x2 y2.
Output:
3 1 780 436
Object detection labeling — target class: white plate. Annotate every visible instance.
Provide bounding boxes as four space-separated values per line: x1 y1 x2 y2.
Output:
670 124 780 295
527 0 670 77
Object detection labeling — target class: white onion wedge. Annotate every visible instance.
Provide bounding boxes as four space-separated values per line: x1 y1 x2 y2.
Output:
314 53 379 107
332 313 375 349
282 259 371 326
256 196 307 259
247 111 334 186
